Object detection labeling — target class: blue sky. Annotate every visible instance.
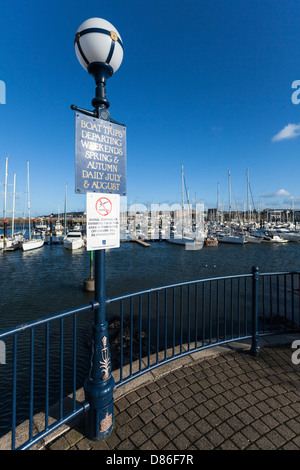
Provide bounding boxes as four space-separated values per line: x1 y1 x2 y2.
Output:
1 0 300 217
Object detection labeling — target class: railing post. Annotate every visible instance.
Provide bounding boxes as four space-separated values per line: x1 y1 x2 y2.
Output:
250 266 259 357
84 249 115 440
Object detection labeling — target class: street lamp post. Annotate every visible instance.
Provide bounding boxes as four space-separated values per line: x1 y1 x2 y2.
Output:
72 17 124 440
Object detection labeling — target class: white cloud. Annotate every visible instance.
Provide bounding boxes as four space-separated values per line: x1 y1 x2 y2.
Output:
272 123 300 142
276 189 290 197
262 189 290 198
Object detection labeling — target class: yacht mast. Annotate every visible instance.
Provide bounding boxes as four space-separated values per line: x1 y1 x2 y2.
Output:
247 168 249 223
12 173 16 237
64 184 67 235
181 165 184 238
27 161 31 240
3 157 8 221
181 165 184 208
228 169 231 233
217 182 220 222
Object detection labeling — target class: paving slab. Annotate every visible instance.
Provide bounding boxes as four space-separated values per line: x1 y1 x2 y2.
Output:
43 337 300 451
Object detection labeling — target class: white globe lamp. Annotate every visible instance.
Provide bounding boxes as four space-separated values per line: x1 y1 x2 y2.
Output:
74 17 124 114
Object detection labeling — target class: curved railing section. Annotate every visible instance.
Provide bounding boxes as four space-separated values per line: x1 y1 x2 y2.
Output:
0 267 299 449
106 267 300 387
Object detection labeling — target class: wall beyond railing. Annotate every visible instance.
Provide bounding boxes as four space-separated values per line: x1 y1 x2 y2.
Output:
0 267 299 450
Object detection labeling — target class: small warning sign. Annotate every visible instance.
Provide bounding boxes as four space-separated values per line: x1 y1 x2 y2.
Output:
95 197 113 216
86 192 120 251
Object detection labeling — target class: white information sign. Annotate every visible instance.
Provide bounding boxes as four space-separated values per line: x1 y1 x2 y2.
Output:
86 192 120 251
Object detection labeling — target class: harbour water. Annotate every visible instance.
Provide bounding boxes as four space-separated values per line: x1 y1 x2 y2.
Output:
1 239 300 330
0 239 300 438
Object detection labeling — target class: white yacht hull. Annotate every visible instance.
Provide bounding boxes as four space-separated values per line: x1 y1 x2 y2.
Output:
166 237 195 245
245 235 262 244
63 231 84 250
279 233 300 242
63 239 84 250
262 236 288 243
19 238 44 251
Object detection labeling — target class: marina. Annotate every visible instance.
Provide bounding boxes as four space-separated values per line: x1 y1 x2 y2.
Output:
1 156 299 252
1 211 300 250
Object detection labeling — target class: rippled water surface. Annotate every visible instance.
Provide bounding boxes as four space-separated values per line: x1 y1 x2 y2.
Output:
1 240 300 328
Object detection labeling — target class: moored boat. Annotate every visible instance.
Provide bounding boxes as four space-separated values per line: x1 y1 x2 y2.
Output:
217 233 247 244
205 236 218 246
63 230 84 250
166 236 195 246
19 161 45 252
244 234 262 244
19 237 44 252
272 228 300 242
252 230 289 243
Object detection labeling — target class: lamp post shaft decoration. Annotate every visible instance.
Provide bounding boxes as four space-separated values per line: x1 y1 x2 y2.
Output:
72 17 124 441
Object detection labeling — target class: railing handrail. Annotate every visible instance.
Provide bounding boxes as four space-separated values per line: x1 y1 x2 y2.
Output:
106 269 300 304
106 272 254 304
0 302 99 340
260 270 300 276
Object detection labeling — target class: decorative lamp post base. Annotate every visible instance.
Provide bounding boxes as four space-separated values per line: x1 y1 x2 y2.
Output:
84 313 115 440
84 374 115 441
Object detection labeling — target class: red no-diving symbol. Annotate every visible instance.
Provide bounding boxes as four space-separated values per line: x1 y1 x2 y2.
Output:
95 197 112 216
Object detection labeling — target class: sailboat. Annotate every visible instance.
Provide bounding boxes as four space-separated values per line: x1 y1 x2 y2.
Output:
19 161 44 252
0 158 7 250
1 158 24 251
243 169 262 244
217 170 247 244
166 166 201 247
5 173 24 251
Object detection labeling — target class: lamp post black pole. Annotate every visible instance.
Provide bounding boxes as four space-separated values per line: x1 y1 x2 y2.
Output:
84 247 115 440
76 63 115 441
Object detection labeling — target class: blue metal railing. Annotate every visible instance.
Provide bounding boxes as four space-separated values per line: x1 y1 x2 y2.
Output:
0 268 299 450
0 303 98 450
107 268 300 386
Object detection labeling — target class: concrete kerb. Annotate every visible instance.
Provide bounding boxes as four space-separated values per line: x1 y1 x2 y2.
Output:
0 333 298 450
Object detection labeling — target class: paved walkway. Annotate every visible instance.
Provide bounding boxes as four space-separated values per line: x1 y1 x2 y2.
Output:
45 335 300 451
